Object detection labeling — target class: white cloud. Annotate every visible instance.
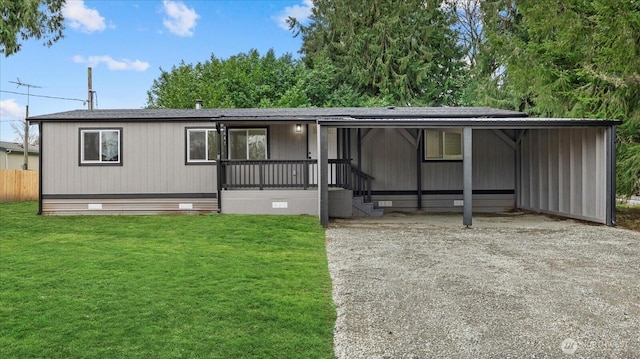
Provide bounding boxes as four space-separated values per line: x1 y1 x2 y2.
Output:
274 0 313 30
62 0 106 33
73 55 150 72
0 99 25 122
162 0 199 37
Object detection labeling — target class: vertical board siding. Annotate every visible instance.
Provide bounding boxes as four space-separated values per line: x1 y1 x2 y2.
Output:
558 129 571 213
270 124 308 159
423 162 463 190
358 129 515 192
570 129 583 213
548 130 559 212
520 133 530 207
362 128 417 190
42 121 217 196
471 130 515 190
519 128 606 223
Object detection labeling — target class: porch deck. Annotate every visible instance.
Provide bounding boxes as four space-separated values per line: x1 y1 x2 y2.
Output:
219 159 374 202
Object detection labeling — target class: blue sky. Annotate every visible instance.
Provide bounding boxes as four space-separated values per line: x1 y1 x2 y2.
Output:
0 0 312 142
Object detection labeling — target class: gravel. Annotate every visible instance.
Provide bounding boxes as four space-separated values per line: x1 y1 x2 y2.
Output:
326 212 640 358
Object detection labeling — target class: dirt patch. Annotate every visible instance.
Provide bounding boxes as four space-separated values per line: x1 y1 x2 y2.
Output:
327 213 640 358
617 206 640 232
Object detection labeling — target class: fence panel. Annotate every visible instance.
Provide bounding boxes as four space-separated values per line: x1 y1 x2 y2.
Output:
0 170 39 202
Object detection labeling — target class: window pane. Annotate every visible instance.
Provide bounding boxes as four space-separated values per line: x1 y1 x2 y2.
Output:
207 130 218 161
229 130 247 159
101 131 120 162
83 132 100 161
247 129 266 160
189 130 206 161
425 130 443 159
444 132 462 158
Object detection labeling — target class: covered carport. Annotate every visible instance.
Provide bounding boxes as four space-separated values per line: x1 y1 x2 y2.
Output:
316 116 620 227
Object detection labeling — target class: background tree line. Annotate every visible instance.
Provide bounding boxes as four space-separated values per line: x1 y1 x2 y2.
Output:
4 0 639 196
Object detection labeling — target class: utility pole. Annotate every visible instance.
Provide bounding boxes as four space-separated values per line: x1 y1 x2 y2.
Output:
88 67 94 110
9 79 42 170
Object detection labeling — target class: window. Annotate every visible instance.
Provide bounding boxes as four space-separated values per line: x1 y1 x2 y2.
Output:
228 128 267 160
424 129 462 160
80 129 121 165
187 128 219 163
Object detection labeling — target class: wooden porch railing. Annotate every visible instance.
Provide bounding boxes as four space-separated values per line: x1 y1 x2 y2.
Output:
350 166 375 203
219 159 374 201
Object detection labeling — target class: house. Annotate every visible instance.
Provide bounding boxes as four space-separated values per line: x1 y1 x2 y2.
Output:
0 141 39 170
28 107 620 226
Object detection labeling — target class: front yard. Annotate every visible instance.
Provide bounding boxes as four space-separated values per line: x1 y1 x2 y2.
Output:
0 202 335 358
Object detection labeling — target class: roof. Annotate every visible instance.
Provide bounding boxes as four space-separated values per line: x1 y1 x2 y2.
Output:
0 141 39 154
28 107 526 121
27 107 621 128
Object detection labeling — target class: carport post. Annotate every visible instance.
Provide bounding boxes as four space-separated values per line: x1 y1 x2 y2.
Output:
319 124 329 227
605 125 617 226
463 127 473 226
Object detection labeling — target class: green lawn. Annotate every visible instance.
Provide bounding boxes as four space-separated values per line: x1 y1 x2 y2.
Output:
0 202 335 358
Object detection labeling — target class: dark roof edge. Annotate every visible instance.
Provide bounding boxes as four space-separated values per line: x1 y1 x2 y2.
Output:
27 107 528 122
318 117 623 127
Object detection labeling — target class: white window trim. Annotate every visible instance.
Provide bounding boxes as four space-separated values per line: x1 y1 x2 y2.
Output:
80 129 121 165
187 128 218 163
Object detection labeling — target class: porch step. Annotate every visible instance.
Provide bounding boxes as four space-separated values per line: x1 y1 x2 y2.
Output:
352 196 384 217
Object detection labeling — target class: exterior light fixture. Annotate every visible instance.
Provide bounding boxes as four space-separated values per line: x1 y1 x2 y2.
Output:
295 124 302 133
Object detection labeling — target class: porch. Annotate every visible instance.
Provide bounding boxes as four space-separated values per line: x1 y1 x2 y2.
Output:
217 159 377 217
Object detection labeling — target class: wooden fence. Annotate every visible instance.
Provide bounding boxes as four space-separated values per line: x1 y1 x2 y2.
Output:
0 170 39 202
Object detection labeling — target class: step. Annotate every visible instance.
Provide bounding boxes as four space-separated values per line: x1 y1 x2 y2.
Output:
352 196 384 217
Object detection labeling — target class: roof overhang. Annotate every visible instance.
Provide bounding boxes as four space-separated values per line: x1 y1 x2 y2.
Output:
27 107 621 128
317 117 622 129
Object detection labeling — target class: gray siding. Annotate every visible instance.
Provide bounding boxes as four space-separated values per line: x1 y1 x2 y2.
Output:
519 128 607 223
421 130 515 191
269 124 308 159
41 121 218 214
356 128 515 210
362 128 417 190
357 129 515 191
42 121 217 195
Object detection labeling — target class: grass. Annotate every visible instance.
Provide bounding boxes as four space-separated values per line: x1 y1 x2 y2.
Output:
0 202 335 358
617 204 640 232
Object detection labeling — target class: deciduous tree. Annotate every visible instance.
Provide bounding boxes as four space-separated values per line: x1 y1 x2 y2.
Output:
146 49 306 109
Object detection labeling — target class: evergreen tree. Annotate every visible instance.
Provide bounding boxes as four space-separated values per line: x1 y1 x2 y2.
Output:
290 0 466 106
476 0 640 196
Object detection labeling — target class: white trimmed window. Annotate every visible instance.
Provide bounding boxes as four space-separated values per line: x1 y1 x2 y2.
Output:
187 128 219 162
80 129 121 164
228 128 267 160
424 129 462 160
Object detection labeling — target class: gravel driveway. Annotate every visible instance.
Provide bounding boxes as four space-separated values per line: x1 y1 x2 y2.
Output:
326 212 640 358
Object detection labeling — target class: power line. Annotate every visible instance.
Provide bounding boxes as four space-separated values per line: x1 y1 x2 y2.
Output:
0 90 87 104
6 79 41 170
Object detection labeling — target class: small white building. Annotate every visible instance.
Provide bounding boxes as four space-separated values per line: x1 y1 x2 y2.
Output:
0 141 39 170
